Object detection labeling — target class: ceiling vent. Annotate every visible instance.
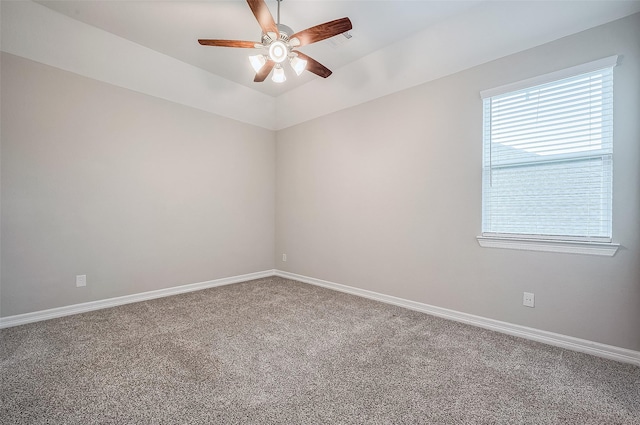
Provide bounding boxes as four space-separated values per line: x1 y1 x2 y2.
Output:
328 31 352 48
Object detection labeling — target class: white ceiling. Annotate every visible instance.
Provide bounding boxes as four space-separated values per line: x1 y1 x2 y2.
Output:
37 0 484 97
5 1 640 129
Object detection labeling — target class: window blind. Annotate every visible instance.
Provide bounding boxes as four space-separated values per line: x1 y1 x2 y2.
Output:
482 62 615 242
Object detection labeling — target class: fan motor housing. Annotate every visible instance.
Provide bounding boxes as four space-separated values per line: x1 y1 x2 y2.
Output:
277 24 293 40
262 23 294 43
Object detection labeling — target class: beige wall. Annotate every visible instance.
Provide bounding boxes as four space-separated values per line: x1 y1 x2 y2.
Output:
2 14 639 352
276 14 640 351
1 53 276 316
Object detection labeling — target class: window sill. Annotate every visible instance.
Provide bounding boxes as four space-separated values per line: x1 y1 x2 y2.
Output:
476 236 619 256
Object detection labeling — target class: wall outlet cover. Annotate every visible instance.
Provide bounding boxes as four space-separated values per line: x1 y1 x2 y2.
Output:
523 292 535 308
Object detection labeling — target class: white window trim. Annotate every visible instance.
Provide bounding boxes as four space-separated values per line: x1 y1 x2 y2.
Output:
480 55 618 99
476 236 619 256
478 56 620 256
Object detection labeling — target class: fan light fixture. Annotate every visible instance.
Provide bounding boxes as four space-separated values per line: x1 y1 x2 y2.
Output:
249 54 267 73
290 56 307 76
268 41 288 63
271 65 286 83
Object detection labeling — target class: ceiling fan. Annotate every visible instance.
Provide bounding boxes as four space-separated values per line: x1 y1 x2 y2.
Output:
198 0 352 83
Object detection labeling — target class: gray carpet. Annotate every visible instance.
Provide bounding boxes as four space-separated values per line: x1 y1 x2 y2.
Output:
1 277 639 424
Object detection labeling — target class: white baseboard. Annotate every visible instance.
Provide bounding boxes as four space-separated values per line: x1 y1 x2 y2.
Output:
275 270 640 367
3 268 638 366
0 269 276 329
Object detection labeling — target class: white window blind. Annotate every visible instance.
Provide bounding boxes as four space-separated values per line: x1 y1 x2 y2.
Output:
482 58 616 242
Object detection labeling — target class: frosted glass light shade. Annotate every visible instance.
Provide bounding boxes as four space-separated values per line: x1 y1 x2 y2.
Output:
249 55 266 73
272 66 286 83
290 56 307 76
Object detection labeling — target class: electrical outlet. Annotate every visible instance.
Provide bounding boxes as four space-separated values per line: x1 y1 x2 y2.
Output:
523 292 535 308
282 254 287 262
76 275 87 287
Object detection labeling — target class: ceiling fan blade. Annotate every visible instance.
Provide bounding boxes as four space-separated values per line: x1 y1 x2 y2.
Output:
198 39 258 48
254 60 276 82
290 17 352 47
294 52 332 78
247 0 279 38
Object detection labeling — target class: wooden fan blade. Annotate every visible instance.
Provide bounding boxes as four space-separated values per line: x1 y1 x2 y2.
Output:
290 17 352 47
254 60 276 82
247 0 279 37
198 39 258 48
294 52 332 78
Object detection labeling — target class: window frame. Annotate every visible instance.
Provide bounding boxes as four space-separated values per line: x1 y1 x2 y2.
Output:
477 56 620 256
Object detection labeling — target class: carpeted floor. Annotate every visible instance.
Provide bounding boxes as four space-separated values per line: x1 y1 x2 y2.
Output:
1 277 639 424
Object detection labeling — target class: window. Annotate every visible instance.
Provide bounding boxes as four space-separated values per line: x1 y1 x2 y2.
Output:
478 57 619 256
